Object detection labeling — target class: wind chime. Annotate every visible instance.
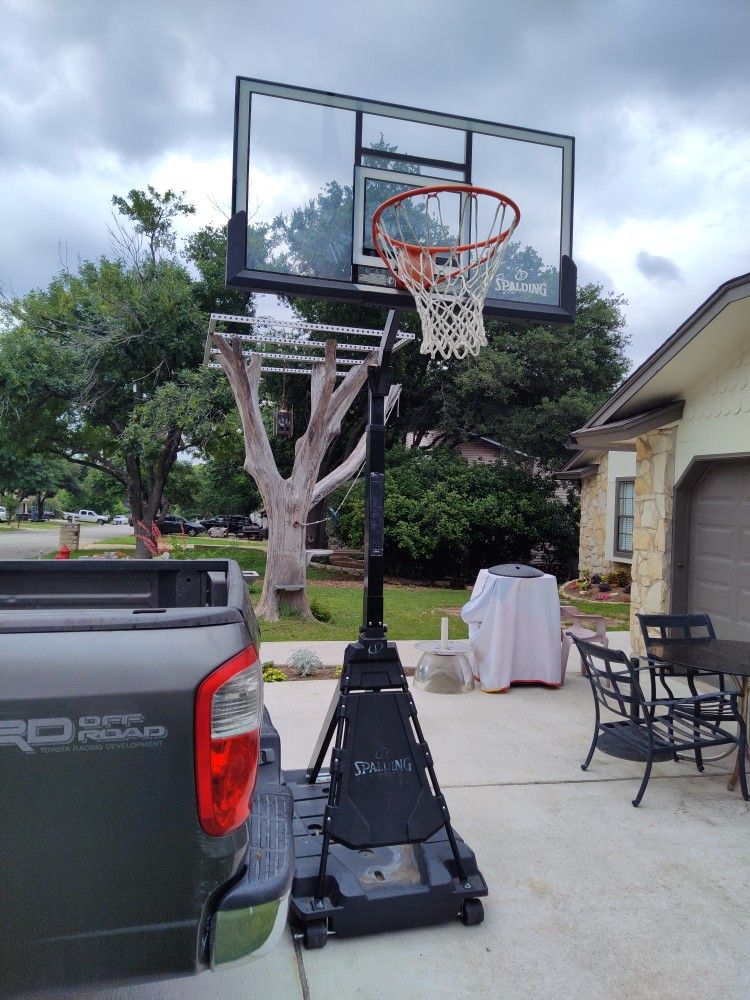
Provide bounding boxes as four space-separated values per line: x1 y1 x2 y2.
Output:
273 375 293 438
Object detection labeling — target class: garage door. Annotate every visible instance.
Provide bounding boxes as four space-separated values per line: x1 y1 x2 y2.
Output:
686 459 750 640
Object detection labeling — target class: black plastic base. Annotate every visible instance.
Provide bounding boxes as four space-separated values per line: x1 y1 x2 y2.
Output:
286 769 488 942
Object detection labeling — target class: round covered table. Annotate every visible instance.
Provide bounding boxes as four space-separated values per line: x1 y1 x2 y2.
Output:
461 565 561 693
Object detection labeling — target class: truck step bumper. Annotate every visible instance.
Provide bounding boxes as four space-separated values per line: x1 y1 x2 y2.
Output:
210 784 295 967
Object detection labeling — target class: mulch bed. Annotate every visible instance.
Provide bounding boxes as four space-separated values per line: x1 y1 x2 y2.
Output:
560 579 630 604
264 664 416 682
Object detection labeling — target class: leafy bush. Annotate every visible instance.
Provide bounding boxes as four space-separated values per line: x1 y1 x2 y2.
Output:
332 445 579 583
0 493 19 521
309 597 332 623
287 648 324 677
605 567 631 588
262 662 286 683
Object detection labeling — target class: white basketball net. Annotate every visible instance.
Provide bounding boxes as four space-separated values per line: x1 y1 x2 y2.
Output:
373 187 520 360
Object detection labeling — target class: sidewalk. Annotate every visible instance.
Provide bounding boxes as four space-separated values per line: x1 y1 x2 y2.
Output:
260 638 426 668
260 630 632 670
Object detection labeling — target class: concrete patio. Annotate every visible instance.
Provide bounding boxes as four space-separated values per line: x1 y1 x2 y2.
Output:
73 635 748 1000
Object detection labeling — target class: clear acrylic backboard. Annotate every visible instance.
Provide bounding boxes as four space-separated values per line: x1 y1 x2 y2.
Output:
228 78 576 323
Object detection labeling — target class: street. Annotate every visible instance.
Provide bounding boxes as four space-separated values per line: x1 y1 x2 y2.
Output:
0 522 132 560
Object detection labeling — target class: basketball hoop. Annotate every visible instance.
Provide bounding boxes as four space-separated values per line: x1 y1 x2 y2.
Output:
372 184 521 360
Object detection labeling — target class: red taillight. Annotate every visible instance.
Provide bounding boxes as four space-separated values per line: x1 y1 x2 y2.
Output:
195 646 262 837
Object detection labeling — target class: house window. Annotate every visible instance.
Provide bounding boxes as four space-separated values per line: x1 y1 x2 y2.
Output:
615 479 634 556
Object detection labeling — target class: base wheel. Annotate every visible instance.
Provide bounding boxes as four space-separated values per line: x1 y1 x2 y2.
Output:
460 897 484 926
303 919 328 949
188 529 197 537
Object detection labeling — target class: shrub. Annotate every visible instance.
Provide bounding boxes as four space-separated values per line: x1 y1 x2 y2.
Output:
332 444 579 583
287 648 324 678
309 597 332 623
262 663 287 683
1 493 20 522
605 567 631 588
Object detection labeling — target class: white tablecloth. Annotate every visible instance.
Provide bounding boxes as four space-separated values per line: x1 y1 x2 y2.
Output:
461 569 561 692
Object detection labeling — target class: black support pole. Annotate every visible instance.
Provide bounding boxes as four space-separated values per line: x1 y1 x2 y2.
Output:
360 308 403 641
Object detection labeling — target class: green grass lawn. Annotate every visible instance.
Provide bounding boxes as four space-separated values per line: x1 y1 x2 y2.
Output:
99 533 267 549
560 593 630 630
0 520 64 531
259 584 469 642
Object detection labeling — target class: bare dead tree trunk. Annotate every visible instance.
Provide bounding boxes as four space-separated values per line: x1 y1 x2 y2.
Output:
213 334 401 621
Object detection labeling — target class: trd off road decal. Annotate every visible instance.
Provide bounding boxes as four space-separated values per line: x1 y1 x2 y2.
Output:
0 713 168 754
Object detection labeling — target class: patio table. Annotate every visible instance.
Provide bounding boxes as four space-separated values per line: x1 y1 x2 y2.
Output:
647 638 750 791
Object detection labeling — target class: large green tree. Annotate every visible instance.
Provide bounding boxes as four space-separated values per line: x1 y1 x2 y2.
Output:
0 188 221 555
373 283 628 467
333 444 579 582
0 449 76 520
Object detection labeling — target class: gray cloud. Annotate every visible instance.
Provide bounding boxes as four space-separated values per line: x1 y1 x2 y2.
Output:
1 0 748 171
635 251 683 284
1 0 749 364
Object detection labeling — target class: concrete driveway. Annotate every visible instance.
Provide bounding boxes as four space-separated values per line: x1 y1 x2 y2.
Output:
56 640 749 1000
0 522 130 559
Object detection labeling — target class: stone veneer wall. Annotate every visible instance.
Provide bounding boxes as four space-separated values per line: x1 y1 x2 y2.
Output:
578 453 614 577
629 426 677 654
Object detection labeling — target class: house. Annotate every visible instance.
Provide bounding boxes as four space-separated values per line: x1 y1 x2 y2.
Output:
406 432 538 469
559 271 750 651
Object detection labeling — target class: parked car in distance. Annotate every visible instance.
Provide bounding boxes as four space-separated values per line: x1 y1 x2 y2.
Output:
63 509 110 524
156 514 205 537
202 515 268 540
0 506 7 522
29 507 56 521
236 519 268 541
111 514 130 525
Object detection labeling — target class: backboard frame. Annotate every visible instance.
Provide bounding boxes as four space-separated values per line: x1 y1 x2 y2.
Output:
227 77 576 323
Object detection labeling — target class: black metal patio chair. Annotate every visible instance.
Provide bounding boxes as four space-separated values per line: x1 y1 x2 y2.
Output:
637 612 737 762
574 637 748 806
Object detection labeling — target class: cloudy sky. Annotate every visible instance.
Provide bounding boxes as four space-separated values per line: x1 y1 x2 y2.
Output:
1 0 749 368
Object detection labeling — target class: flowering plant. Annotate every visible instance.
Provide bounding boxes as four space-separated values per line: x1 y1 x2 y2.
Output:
136 520 170 557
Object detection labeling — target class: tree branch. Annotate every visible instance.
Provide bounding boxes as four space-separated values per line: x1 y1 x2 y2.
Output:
312 384 401 505
213 335 279 492
46 448 128 485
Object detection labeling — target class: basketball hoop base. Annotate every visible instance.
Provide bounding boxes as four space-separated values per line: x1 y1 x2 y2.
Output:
288 769 487 944
286 636 487 949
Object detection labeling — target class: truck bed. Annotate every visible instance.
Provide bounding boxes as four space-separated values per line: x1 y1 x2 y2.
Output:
0 559 290 993
0 559 260 642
